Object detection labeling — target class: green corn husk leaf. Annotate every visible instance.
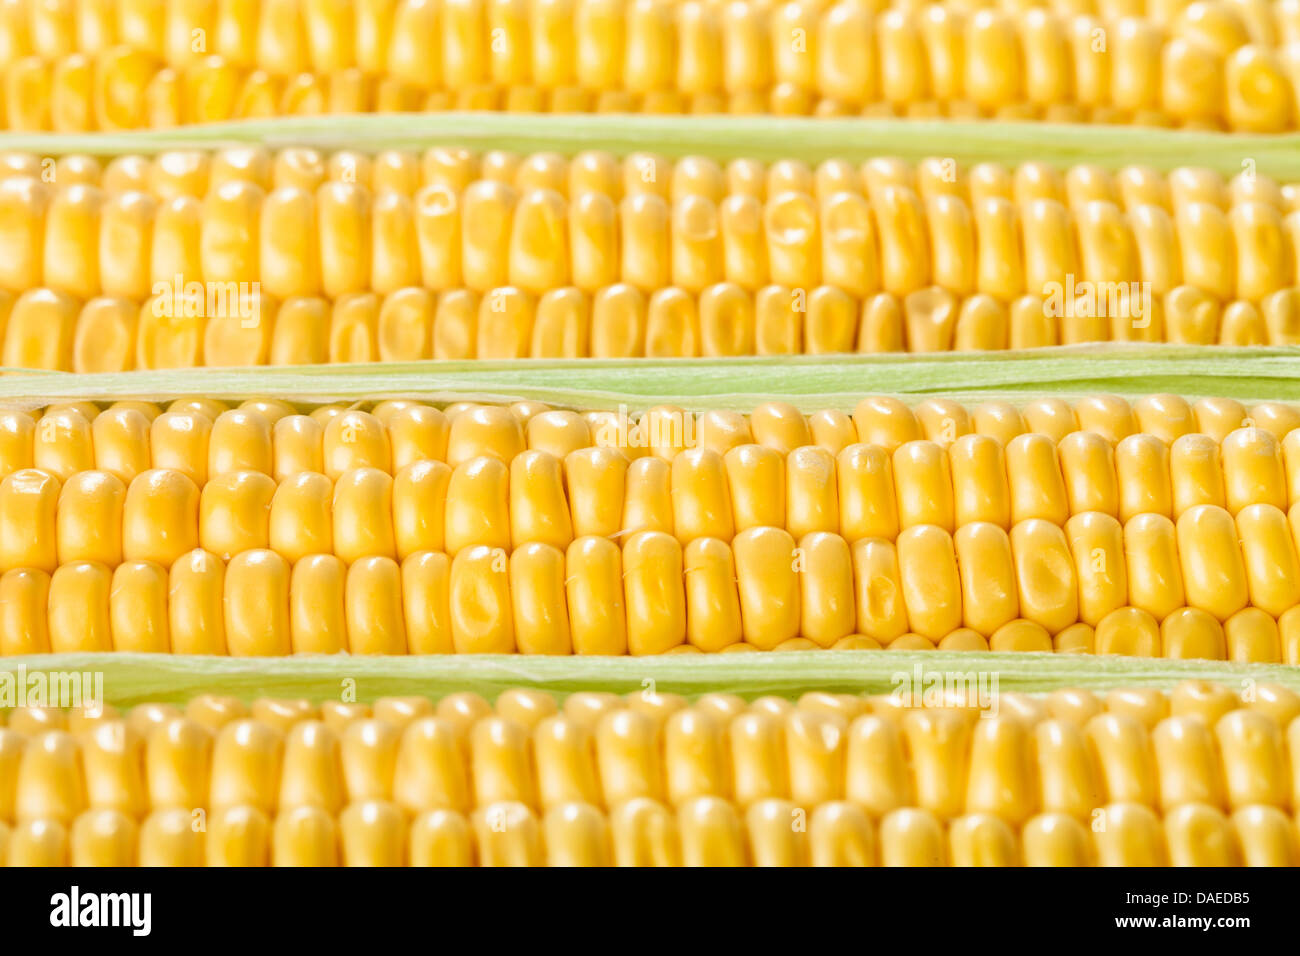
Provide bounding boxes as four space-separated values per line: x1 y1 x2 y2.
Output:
3 113 1297 179
2 652 1297 709
5 344 1300 413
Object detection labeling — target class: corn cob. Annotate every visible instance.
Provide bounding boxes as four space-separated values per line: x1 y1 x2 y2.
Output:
4 393 1300 659
2 680 1298 865
3 149 1300 367
0 0 1296 131
7 146 1300 210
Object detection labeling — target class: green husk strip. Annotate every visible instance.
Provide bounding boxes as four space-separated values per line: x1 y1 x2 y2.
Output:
2 113 1296 178
5 344 1300 412
3 652 1298 708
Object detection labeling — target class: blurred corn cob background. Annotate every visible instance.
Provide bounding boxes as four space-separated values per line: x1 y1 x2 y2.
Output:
2 0 1300 870
0 0 1297 130
3 677 1300 865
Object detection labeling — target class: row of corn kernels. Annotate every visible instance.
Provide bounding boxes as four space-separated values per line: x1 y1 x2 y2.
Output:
7 796 1297 864
3 679 1299 863
9 395 1300 527
6 284 1300 374
7 515 1300 657
12 150 1295 215
3 171 1297 304
6 394 1300 500
4 0 1297 72
1 2 1296 130
8 54 1246 132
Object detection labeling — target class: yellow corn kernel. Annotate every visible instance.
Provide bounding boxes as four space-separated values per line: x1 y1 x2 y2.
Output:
952 522 1017 636
202 804 270 867
389 717 470 816
1248 683 1300 728
720 708 786 807
945 813 1018 867
267 805 337 866
1223 607 1281 662
590 707 661 806
1064 511 1127 626
1234 504 1300 616
1253 401 1300 440
553 448 621 541
1000 433 1066 526
137 807 206 866
1169 679 1238 727
448 544 514 653
441 455 510 557
85 408 147 484
444 404 524 467
1221 425 1287 514
948 434 1010 528
0 468 58 573
207 718 281 817
1021 812 1092 866
1228 805 1299 866
1161 606 1227 659
805 410 855 458
658 709 728 807
728 525 798 650
1169 433 1227 515
0 568 51 655
1011 519 1078 635
30 406 92 481
1093 606 1159 657
1151 715 1223 811
1176 504 1248 621
47 560 112 651
622 456 673 535
0 411 35 479
622 530 687 655
326 466 393 563
603 796 676 866
891 439 955 530
1216 709 1288 808
1085 713 1157 809
141 717 208 813
501 541 571 655
784 530 848 647
16 731 85 823
196 469 273 559
1034 716 1103 819
109 560 170 652
1112 434 1171 522
782 445 836 538
679 536 740 652
1122 513 1185 621
70 809 138 867
336 800 405 866
535 802 606 867
220 549 289 656
964 714 1036 825
263 472 333 564
560 536 625 656
675 796 745 866
1105 687 1168 730
505 449 570 550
